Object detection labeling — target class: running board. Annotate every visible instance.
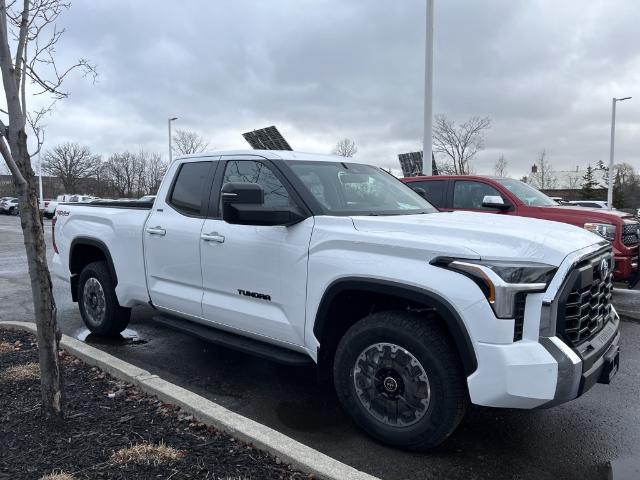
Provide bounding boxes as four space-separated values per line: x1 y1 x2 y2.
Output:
152 314 313 367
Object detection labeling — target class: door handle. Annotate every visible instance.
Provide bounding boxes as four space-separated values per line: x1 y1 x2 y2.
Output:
201 232 225 243
146 226 166 236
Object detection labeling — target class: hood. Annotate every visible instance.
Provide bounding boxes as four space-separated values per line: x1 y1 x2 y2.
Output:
351 211 606 267
537 205 634 223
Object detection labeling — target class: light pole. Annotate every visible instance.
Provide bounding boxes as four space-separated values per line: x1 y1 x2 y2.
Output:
37 149 43 202
168 116 178 163
422 0 434 176
607 97 631 209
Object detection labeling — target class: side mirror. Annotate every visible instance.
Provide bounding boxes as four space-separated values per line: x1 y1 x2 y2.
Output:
221 182 306 226
412 187 427 199
482 195 510 210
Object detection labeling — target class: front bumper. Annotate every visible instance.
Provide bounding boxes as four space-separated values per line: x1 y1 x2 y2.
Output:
614 251 638 282
466 242 621 409
467 309 620 409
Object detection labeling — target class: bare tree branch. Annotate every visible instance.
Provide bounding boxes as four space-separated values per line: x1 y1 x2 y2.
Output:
433 114 491 175
42 142 100 192
528 150 558 189
494 154 508 177
332 138 358 157
172 129 210 155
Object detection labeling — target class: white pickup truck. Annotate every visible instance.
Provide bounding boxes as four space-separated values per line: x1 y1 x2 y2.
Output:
52 150 621 450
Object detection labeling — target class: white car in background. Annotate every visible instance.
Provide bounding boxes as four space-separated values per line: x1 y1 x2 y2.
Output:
0 197 19 215
44 194 97 219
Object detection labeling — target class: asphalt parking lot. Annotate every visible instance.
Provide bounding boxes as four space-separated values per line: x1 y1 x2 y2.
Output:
1 214 639 480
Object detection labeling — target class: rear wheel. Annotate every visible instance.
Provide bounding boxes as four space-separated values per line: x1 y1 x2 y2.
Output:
77 261 130 336
333 311 468 450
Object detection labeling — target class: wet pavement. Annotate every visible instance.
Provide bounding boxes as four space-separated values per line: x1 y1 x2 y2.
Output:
1 215 639 480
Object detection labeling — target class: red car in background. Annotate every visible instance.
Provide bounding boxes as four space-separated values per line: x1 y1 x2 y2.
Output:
402 175 639 286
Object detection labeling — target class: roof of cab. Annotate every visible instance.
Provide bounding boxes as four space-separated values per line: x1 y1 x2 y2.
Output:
174 149 359 163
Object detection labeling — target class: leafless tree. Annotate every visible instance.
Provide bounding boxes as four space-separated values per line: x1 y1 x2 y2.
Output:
432 114 491 175
528 150 558 190
172 129 209 155
494 154 508 177
435 160 457 175
42 142 100 192
332 138 358 157
0 0 96 420
565 169 582 189
144 152 167 194
101 150 167 197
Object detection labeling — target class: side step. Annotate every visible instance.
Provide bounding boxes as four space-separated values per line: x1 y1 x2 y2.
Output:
152 314 314 367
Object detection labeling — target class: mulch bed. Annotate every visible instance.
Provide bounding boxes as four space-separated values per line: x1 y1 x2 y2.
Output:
0 329 310 480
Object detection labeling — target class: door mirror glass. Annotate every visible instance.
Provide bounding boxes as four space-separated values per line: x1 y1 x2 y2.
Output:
482 195 509 210
221 182 305 226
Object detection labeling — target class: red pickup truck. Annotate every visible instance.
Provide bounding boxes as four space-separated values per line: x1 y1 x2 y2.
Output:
402 175 639 285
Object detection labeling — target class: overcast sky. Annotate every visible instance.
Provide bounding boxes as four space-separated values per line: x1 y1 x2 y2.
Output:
15 0 640 178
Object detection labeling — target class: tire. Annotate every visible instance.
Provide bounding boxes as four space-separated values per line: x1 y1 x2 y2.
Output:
333 310 468 451
77 261 131 336
9 207 18 216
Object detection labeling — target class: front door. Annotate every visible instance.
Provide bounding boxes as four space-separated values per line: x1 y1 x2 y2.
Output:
451 179 511 213
200 158 313 347
143 160 215 318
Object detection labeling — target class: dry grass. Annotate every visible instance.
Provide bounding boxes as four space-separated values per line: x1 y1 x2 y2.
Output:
39 473 76 480
110 442 186 466
0 341 15 355
1 362 40 381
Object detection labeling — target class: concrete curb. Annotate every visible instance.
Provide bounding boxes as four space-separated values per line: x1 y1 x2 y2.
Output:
0 321 379 480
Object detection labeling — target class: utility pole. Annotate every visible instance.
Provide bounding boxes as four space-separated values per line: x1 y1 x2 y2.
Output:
37 150 43 201
168 116 178 163
422 0 434 176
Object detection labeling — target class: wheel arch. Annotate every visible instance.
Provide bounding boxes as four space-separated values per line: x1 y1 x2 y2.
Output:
313 278 478 381
69 237 117 302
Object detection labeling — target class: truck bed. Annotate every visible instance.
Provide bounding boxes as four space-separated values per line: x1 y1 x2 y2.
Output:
53 202 152 307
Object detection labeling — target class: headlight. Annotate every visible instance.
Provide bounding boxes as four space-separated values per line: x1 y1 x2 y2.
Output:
584 223 616 241
432 258 556 318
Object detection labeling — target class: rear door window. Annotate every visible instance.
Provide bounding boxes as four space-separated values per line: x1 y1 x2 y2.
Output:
168 161 212 216
407 180 447 208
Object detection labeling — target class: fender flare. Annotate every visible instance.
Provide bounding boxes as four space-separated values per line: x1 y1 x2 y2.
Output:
313 277 478 376
69 237 118 301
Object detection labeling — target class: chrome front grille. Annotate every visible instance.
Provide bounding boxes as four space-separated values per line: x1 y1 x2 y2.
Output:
557 251 614 346
622 223 639 247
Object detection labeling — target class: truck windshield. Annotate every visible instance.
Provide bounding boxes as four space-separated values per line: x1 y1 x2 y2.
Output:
495 178 558 207
289 161 437 216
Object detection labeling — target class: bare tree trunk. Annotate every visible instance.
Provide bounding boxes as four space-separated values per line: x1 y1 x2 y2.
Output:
12 128 63 420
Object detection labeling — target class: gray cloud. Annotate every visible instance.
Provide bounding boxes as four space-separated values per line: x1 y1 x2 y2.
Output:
22 0 640 178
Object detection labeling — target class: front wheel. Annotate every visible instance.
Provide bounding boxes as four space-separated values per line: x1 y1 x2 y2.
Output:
77 261 131 336
333 311 468 450
9 207 18 216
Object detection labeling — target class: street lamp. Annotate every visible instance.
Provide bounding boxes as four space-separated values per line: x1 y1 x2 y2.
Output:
422 0 434 176
168 116 178 163
607 97 631 209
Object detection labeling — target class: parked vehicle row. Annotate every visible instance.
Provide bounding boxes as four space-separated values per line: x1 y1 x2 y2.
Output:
0 196 19 215
52 150 621 450
403 175 639 286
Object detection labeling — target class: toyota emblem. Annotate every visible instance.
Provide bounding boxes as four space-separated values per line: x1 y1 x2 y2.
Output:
601 258 610 279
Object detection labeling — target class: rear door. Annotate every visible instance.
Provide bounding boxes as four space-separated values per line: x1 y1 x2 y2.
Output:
199 157 313 347
143 158 216 318
405 179 449 210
